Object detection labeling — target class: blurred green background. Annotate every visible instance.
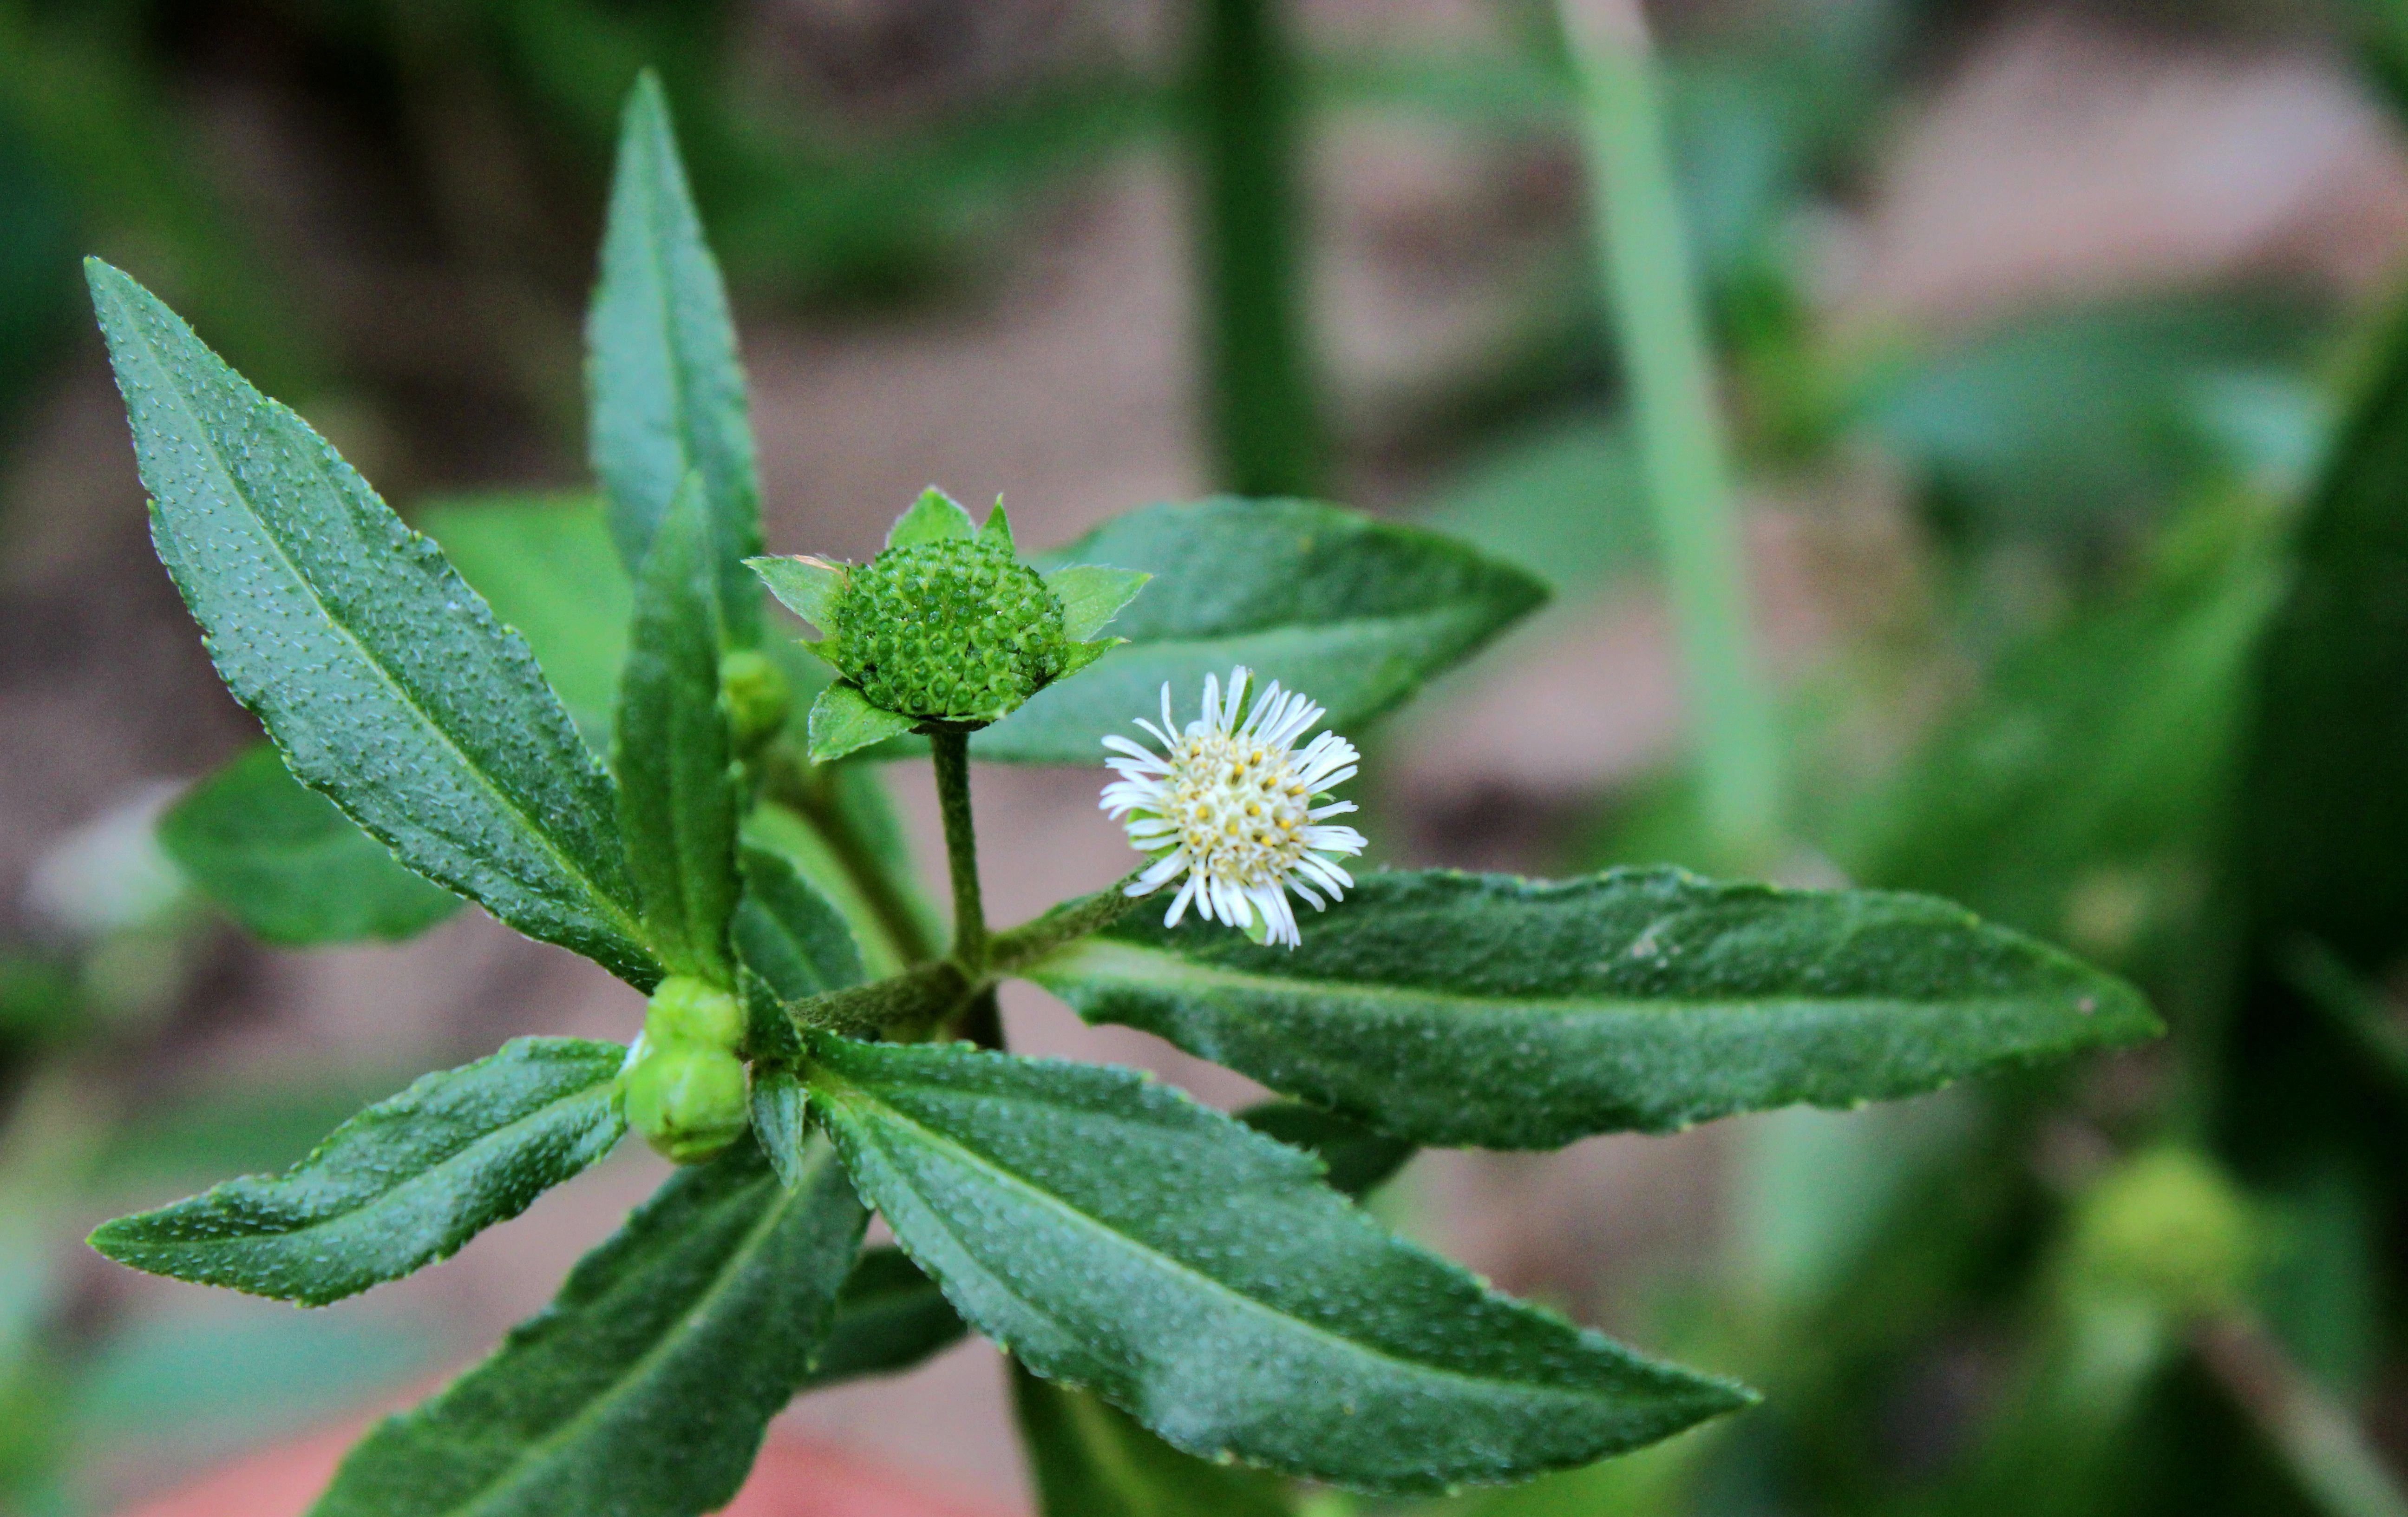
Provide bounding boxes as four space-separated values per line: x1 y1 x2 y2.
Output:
2 1 2406 1514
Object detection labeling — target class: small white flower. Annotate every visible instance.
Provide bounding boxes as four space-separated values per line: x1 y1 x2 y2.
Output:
1100 666 1366 948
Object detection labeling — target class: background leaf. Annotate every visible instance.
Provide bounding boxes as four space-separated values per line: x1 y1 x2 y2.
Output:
419 494 632 746
734 843 868 1004
587 71 762 643
87 260 656 986
312 1137 865 1517
801 1245 968 1389
1235 1100 1414 1199
1012 1359 1293 1517
806 1036 1748 1493
612 478 739 981
1029 868 2157 1149
90 1038 626 1307
968 498 1548 763
159 744 461 946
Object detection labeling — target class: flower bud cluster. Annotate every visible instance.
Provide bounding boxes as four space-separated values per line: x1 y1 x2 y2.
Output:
622 975 749 1165
718 650 791 754
831 536 1067 724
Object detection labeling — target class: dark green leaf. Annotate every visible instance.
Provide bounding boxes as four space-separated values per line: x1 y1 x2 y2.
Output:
1027 868 2158 1149
612 477 739 981
1235 1101 1413 1199
312 1137 865 1517
159 744 461 946
971 499 1548 763
734 844 868 1004
588 72 761 643
802 1245 968 1389
745 799 936 981
749 1065 811 1190
1012 1359 1293 1517
89 1038 627 1307
87 260 656 986
806 1036 1748 1493
419 494 632 741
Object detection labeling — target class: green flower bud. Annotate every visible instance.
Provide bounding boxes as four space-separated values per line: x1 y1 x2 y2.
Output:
2065 1147 2253 1320
623 1039 750 1164
719 650 792 753
829 535 1067 725
645 975 744 1052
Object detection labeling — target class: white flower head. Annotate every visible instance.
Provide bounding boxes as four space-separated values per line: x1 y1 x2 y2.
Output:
1100 666 1366 948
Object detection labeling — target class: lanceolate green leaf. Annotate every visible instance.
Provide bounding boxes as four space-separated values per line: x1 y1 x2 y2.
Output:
734 844 868 1004
588 71 761 644
805 1036 1748 1493
312 1137 866 1517
87 260 657 987
1028 869 2158 1149
1235 1101 1413 1200
971 498 1549 763
802 1245 968 1389
160 744 460 946
1012 1360 1294 1517
89 1039 626 1307
613 478 738 981
419 494 633 743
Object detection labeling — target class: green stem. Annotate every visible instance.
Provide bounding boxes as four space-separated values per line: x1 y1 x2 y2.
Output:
1193 0 1327 499
786 961 968 1038
929 729 988 974
990 874 1151 972
1561 1 1786 867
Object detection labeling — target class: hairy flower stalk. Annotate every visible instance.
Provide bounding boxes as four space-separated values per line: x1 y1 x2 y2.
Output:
1102 666 1366 947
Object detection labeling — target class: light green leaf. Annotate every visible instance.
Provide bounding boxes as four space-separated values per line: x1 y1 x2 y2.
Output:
734 844 868 1004
981 499 1018 551
1027 868 2159 1150
419 494 632 741
974 498 1547 763
587 71 761 644
749 1066 811 1190
809 682 917 763
612 476 739 981
1012 1359 1293 1517
805 1036 1749 1493
87 260 656 986
887 486 976 547
160 744 461 946
311 1137 866 1517
1045 564 1153 643
746 554 845 633
802 1245 968 1389
89 1039 626 1307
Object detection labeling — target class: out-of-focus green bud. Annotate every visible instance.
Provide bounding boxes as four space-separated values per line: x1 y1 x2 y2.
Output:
2066 1146 2253 1320
644 975 744 1051
719 649 792 753
624 1039 750 1164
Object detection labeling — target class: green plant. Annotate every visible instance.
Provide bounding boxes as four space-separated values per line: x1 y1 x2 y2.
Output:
77 72 2155 1515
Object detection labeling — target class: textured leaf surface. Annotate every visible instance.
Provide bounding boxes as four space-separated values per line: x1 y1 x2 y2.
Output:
803 1245 968 1389
1029 869 2159 1149
806 1036 1747 1492
1235 1101 1414 1199
89 261 655 985
419 495 631 741
312 1138 865 1517
734 844 867 1004
612 479 738 980
160 744 460 945
1013 1360 1293 1517
588 72 761 642
810 682 916 762
972 498 1547 762
90 1039 625 1307
1044 564 1152 643
747 554 843 633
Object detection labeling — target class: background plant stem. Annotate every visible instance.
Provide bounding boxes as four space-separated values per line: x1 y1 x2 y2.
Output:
1192 0 1327 499
1561 0 1788 868
929 729 988 975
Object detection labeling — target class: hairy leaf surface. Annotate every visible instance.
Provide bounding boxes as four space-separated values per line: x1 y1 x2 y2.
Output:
90 1039 626 1306
806 1036 1748 1492
419 494 632 742
88 261 655 985
1030 869 2158 1149
312 1138 864 1517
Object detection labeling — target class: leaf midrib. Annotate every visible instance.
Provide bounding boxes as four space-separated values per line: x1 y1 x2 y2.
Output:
110 282 653 961
814 1065 1639 1412
448 1155 828 1517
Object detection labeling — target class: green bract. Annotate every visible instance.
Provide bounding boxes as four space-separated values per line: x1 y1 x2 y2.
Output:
75 68 2164 1517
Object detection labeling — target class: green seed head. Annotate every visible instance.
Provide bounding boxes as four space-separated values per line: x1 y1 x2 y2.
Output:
719 650 792 753
644 975 744 1052
624 1040 751 1165
829 536 1067 725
